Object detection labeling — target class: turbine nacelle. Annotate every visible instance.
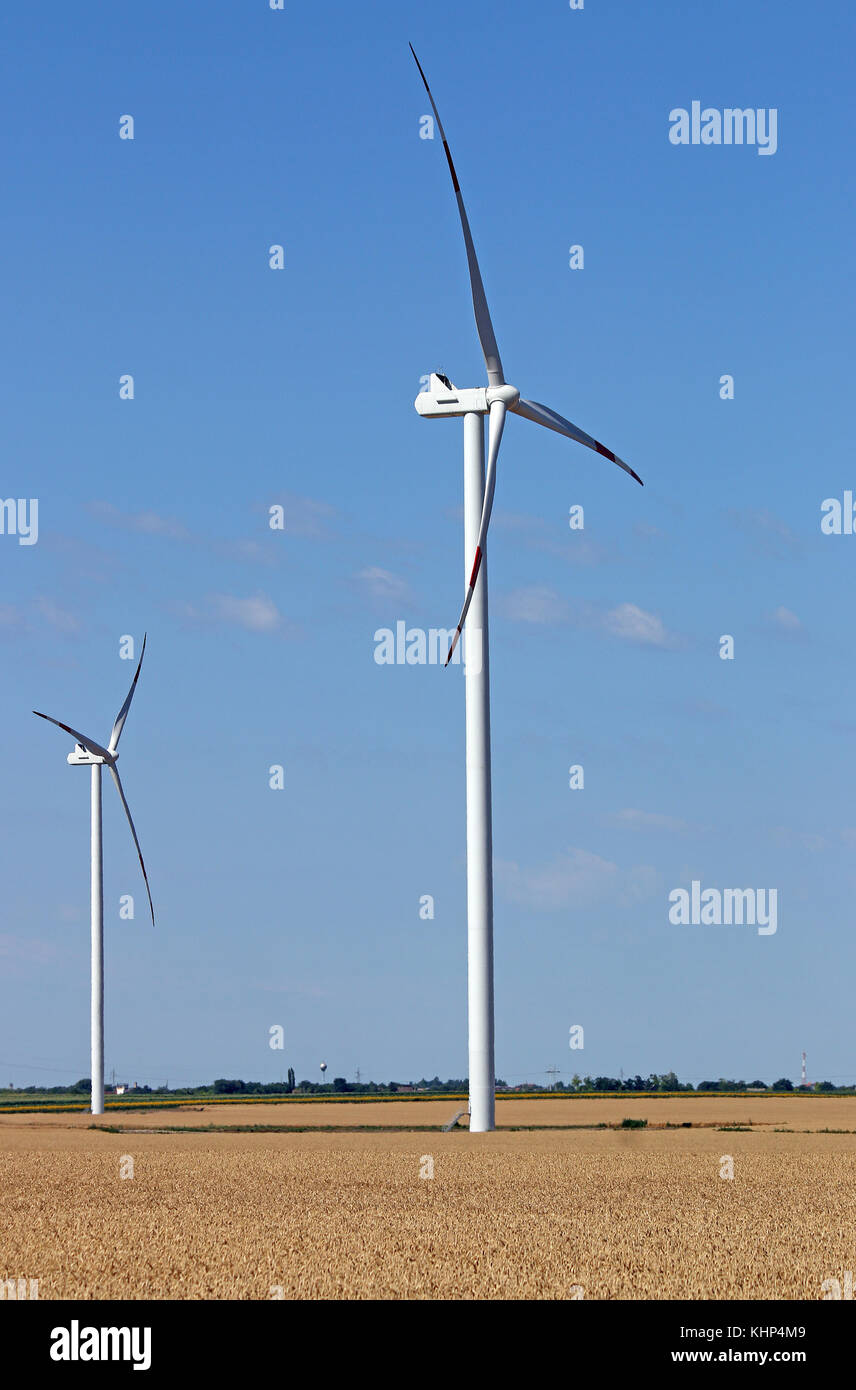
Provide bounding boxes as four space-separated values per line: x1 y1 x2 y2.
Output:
67 744 113 767
415 375 521 419
415 374 488 418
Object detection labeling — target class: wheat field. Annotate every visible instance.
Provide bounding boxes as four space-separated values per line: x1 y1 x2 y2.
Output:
1 1098 854 1299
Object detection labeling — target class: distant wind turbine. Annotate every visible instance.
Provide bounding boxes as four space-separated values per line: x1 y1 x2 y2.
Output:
34 636 154 1116
410 47 642 1131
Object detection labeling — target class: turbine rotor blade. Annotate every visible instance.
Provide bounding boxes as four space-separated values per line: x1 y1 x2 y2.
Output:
512 398 643 486
445 399 507 666
33 712 112 762
108 764 155 927
409 44 505 388
109 633 147 754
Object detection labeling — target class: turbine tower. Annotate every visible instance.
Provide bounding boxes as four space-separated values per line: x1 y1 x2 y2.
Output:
35 637 155 1116
410 48 642 1132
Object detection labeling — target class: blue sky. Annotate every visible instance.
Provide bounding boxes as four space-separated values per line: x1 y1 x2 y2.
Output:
1 0 854 1089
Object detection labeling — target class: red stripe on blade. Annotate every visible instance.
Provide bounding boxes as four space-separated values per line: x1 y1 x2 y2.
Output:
595 441 616 463
468 546 482 589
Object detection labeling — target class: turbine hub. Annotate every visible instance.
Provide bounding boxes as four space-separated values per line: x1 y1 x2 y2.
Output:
486 384 520 409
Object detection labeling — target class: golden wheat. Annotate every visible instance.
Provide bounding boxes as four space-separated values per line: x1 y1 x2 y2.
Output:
1 1104 854 1299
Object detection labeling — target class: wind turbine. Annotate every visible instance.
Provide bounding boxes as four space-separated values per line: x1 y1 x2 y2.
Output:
34 637 155 1117
410 47 642 1132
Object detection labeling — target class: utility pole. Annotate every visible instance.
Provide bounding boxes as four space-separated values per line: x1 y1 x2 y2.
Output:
546 1065 560 1091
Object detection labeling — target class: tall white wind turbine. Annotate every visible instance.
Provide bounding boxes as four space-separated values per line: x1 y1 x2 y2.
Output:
34 636 154 1116
410 47 642 1131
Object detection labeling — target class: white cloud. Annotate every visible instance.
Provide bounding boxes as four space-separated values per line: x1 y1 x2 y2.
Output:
500 586 567 625
354 567 412 603
0 934 57 963
267 494 337 539
601 603 677 648
0 599 82 636
212 593 281 632
726 507 800 556
499 591 679 646
0 605 22 630
613 808 688 833
34 597 80 633
769 606 804 636
91 497 335 565
215 539 277 568
772 827 828 852
496 847 658 912
88 501 188 539
170 592 290 635
494 511 609 566
682 698 730 721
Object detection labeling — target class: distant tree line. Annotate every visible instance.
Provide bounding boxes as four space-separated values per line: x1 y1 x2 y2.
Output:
2 1072 851 1096
538 1074 840 1094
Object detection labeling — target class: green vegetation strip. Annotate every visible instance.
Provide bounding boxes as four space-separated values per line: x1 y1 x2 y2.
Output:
3 1088 855 1116
87 1121 856 1136
88 1121 645 1135
90 1123 459 1134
